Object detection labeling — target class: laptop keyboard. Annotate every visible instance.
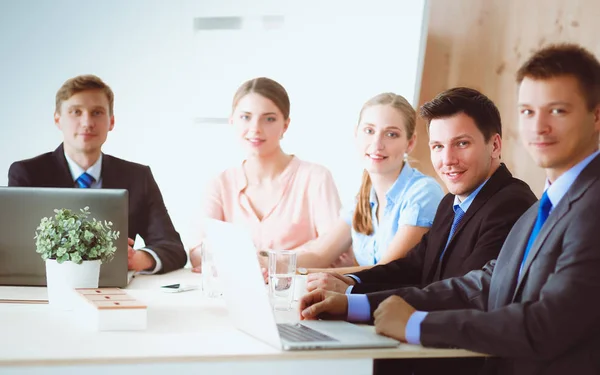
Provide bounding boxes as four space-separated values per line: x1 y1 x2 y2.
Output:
277 323 338 342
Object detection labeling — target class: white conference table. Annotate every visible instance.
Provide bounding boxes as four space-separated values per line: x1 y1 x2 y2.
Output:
0 269 485 375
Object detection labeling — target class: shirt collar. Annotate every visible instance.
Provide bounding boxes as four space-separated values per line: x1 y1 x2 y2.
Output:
64 151 103 183
544 150 600 208
370 162 415 207
453 178 489 213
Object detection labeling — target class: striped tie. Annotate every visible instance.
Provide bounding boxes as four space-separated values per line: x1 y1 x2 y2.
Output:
76 172 95 188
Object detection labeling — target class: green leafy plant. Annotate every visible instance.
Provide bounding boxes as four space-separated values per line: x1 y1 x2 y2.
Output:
34 207 120 265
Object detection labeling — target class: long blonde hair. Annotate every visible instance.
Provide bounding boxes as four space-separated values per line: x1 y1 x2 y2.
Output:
352 93 416 235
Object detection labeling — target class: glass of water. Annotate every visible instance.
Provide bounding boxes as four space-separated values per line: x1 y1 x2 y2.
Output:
201 241 222 298
268 249 296 311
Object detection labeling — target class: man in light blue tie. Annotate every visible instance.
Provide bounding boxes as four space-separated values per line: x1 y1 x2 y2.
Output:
300 43 600 375
8 75 187 274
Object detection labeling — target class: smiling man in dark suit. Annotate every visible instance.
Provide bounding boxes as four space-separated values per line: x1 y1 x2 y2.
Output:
302 44 600 375
8 74 187 274
306 87 537 374
307 87 536 296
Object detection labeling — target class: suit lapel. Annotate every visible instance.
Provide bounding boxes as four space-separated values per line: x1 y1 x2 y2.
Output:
511 155 600 301
100 154 119 189
490 207 536 308
514 201 568 284
442 164 512 258
52 144 78 187
422 201 454 279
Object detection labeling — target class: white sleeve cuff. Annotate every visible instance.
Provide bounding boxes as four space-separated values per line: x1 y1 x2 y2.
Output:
136 248 162 274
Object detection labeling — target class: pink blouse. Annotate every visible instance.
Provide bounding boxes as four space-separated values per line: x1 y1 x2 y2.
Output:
203 156 343 253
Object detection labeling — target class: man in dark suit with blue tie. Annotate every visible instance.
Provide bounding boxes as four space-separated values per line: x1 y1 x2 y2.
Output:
300 43 600 375
307 88 537 298
307 87 537 374
8 75 187 274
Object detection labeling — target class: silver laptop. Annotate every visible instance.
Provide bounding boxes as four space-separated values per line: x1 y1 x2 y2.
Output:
0 187 129 287
202 218 400 351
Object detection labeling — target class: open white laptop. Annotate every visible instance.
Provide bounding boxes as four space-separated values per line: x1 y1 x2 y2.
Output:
203 218 400 351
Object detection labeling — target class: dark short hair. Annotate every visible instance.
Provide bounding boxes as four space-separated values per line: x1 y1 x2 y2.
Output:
516 43 600 110
419 87 502 141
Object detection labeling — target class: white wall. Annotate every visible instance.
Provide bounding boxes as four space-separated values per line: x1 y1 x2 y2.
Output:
0 0 427 248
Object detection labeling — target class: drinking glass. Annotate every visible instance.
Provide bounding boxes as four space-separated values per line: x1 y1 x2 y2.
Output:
201 241 222 298
268 250 296 311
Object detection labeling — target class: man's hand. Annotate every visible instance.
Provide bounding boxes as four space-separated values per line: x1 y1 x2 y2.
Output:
127 238 156 272
373 295 416 342
307 272 356 293
299 289 348 320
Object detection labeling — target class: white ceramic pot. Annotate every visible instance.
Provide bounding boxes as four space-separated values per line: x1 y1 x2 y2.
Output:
45 259 101 308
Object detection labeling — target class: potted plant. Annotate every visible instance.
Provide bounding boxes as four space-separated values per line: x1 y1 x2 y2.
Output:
34 207 120 307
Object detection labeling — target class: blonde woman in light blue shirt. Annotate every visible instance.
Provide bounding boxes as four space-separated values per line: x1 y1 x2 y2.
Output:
297 93 444 273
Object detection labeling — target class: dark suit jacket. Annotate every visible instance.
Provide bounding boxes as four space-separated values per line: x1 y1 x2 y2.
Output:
351 163 537 294
8 144 187 274
368 154 600 375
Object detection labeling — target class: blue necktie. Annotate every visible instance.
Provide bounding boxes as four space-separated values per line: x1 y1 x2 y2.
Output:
76 172 95 188
440 205 465 260
519 191 552 276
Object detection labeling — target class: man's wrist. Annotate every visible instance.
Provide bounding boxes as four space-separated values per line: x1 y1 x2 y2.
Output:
345 274 359 286
147 254 157 270
136 248 161 274
138 250 156 270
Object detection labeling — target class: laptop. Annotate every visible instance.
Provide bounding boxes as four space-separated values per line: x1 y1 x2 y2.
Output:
0 187 129 287
202 218 400 350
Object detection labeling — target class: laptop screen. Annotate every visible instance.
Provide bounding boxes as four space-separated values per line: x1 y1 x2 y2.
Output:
0 187 128 287
202 218 282 349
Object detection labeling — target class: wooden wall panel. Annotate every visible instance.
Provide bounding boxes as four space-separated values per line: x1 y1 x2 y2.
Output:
413 0 600 196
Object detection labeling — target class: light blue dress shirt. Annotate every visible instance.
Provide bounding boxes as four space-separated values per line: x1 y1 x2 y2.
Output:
63 151 163 274
404 150 600 344
342 163 444 266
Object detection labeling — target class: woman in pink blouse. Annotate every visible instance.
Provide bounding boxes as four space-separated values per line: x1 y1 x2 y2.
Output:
190 77 354 271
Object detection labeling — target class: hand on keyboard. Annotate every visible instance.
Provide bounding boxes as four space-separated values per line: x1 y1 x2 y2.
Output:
299 289 347 320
